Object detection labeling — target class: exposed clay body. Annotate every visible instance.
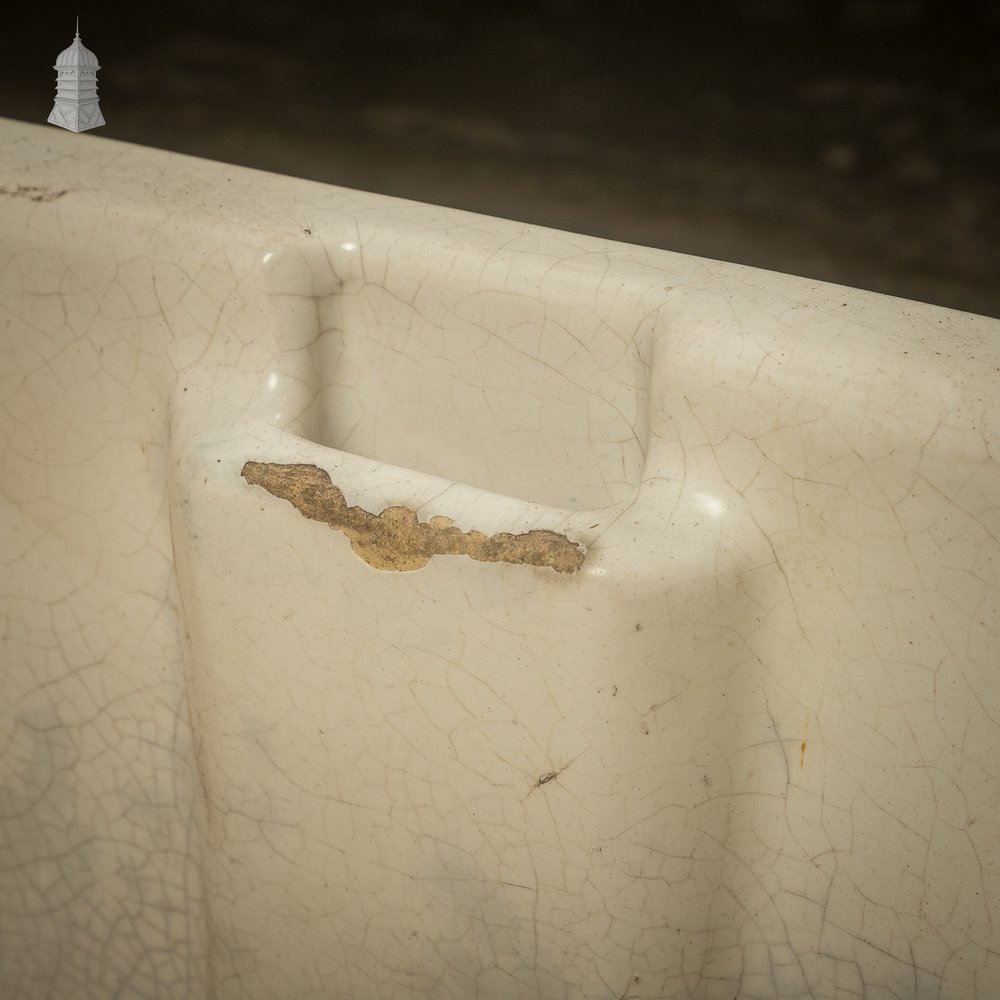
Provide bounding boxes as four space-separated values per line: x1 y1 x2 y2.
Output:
241 461 585 573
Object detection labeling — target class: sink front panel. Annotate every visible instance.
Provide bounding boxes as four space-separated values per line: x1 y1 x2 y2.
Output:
2 117 1000 1000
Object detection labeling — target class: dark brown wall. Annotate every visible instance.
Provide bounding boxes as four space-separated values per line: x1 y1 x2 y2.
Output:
5 2 998 316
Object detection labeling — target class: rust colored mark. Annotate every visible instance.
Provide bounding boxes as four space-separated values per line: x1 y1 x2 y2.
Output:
0 185 68 203
800 714 810 768
241 461 586 574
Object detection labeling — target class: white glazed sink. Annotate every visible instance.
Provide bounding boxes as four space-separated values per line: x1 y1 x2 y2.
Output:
2 116 1000 1000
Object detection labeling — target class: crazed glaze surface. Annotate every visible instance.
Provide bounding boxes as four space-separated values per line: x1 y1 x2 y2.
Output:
2 115 1000 999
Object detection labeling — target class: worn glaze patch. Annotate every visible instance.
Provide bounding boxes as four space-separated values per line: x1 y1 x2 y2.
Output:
241 461 585 573
0 184 68 202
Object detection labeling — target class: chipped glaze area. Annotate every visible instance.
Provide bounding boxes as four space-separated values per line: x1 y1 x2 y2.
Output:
241 461 585 572
2 116 1000 999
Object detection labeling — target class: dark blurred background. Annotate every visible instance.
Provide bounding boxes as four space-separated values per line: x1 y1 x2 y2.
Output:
3 1 998 317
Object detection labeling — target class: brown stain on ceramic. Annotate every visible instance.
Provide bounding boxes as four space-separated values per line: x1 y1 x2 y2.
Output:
0 185 68 202
800 714 810 768
241 461 585 573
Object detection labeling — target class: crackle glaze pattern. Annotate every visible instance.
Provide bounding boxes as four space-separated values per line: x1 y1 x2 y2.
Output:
2 116 999 999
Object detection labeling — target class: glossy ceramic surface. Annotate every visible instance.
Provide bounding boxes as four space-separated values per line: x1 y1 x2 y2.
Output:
2 116 999 999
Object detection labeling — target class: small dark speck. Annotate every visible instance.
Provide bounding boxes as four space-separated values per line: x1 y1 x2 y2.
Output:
537 771 558 786
634 623 642 631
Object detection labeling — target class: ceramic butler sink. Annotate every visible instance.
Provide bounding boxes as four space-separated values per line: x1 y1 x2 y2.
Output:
2 116 1000 1000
